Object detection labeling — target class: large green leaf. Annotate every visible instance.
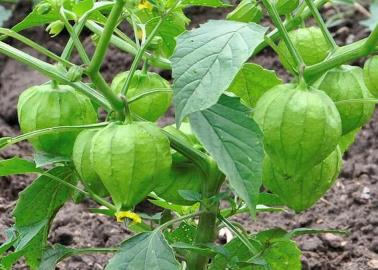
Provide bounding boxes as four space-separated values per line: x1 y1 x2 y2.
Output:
11 166 75 269
0 157 42 177
189 95 264 216
171 20 267 125
105 231 180 270
228 63 282 108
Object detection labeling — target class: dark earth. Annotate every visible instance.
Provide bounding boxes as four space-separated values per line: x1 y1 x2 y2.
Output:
1 1 378 269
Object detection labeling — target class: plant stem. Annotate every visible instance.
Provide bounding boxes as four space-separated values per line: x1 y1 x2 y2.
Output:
157 211 205 231
44 172 117 211
86 0 126 118
61 2 115 60
87 0 125 75
261 0 305 74
304 0 338 50
85 20 171 69
128 89 171 103
0 41 111 109
162 130 210 175
4 123 109 148
187 161 224 270
90 72 125 118
59 7 90 64
120 18 164 96
218 215 258 254
304 22 378 82
0 28 72 67
255 0 329 54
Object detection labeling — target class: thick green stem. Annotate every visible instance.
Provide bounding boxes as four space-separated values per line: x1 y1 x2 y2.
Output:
187 160 224 270
86 0 126 118
304 0 337 50
87 0 125 74
261 0 305 73
90 72 125 118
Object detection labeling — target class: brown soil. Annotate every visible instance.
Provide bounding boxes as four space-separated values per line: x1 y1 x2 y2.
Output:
0 2 377 270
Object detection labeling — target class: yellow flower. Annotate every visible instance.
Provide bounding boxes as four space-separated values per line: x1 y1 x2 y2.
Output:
138 0 153 11
115 211 142 224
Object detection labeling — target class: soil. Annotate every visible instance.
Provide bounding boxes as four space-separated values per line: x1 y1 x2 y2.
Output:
0 2 377 270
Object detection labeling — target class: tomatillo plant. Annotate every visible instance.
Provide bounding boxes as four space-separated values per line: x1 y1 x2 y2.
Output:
0 0 377 269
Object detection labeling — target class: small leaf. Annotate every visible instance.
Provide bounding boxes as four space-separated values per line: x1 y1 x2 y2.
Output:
0 157 42 177
72 0 94 16
105 231 180 270
38 245 75 270
172 20 267 125
165 222 196 244
171 242 217 257
257 192 284 207
189 95 264 216
228 63 282 108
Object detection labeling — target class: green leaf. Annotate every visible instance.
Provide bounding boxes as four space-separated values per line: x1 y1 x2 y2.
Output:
228 63 282 108
189 95 264 216
180 0 230 7
172 20 267 125
257 192 284 207
0 157 42 177
72 0 94 16
361 0 378 31
12 166 75 269
105 231 180 270
38 245 75 270
0 5 12 27
165 222 196 245
12 7 59 33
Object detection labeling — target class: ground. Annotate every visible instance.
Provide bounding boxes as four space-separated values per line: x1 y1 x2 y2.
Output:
0 2 377 270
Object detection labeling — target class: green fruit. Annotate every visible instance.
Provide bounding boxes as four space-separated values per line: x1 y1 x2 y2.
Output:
275 0 299 15
363 55 378 97
111 70 172 122
226 0 263 23
339 128 360 154
278 27 331 72
73 129 108 197
154 158 203 206
263 147 342 212
17 84 97 157
253 83 342 177
315 65 374 134
91 122 172 210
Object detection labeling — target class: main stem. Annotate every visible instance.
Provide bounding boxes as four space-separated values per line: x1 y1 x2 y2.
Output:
187 160 224 270
87 0 126 118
